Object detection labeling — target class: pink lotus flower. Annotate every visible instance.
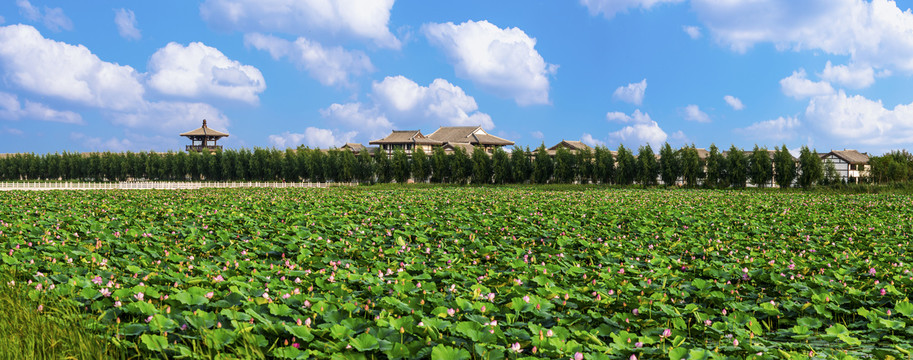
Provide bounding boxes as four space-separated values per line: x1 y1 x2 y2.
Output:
661 328 672 338
447 308 456 317
134 292 144 301
574 352 584 360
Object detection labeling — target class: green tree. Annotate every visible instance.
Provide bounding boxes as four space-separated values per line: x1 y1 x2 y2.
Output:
356 150 375 184
705 144 726 188
593 146 615 184
295 147 310 181
323 148 341 182
797 146 823 189
553 147 576 183
615 144 636 185
374 152 392 183
636 144 658 186
773 145 796 188
491 147 512 184
450 147 471 184
391 149 410 183
338 149 356 182
680 145 702 187
282 149 298 181
576 147 594 184
471 147 492 184
822 159 840 185
309 149 326 182
510 146 532 184
411 147 429 183
749 145 773 188
726 145 748 188
532 144 553 184
431 146 450 183
658 142 680 186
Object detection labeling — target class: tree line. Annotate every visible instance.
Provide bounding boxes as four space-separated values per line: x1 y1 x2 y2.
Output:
0 144 909 187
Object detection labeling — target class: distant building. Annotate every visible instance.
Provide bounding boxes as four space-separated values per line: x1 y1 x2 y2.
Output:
339 143 377 155
368 126 513 156
821 149 869 183
180 120 228 152
368 130 442 155
547 140 592 156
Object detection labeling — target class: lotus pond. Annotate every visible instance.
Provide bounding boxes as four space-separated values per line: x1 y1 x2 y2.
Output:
2 187 913 359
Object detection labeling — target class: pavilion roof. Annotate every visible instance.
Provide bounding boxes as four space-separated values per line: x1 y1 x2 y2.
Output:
180 120 229 137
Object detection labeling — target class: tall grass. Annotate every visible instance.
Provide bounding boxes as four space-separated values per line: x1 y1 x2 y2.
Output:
0 271 273 359
0 273 128 359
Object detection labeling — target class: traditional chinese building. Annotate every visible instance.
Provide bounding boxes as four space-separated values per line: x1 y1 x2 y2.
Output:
368 126 513 156
180 120 229 152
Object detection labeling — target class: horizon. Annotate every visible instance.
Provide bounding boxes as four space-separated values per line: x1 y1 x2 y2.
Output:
1 1 912 155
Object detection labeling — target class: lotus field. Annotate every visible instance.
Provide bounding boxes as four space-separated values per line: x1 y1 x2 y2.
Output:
2 187 913 359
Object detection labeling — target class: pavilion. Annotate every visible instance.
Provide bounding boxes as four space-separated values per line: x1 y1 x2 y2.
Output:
180 119 229 152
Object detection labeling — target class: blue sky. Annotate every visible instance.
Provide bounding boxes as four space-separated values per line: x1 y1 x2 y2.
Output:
1 0 913 155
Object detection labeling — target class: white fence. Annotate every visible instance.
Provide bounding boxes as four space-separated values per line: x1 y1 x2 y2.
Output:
0 181 355 191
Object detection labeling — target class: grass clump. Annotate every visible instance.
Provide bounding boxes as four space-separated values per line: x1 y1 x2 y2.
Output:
0 272 127 360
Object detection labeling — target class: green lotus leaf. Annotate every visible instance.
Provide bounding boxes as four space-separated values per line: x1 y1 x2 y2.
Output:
140 334 168 352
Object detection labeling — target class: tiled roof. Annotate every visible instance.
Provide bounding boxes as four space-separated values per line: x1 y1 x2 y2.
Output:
825 149 869 164
180 120 229 137
427 126 514 146
369 130 443 145
548 140 592 151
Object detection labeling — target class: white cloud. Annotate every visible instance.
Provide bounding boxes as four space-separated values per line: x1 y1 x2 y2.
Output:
805 90 913 145
683 104 711 123
17 0 72 32
606 109 667 148
581 133 605 146
70 132 182 152
0 91 83 124
692 0 913 74
320 102 392 138
610 123 668 149
738 116 800 140
112 101 230 134
779 69 834 100
669 130 688 142
530 130 544 139
0 24 242 143
819 61 874 89
114 9 141 41
0 24 145 110
723 95 744 110
268 128 357 149
423 20 557 106
683 26 702 39
372 75 494 129
581 0 685 19
147 42 266 104
612 79 647 105
606 109 652 123
2 127 23 136
70 132 134 152
244 33 373 87
200 0 400 49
